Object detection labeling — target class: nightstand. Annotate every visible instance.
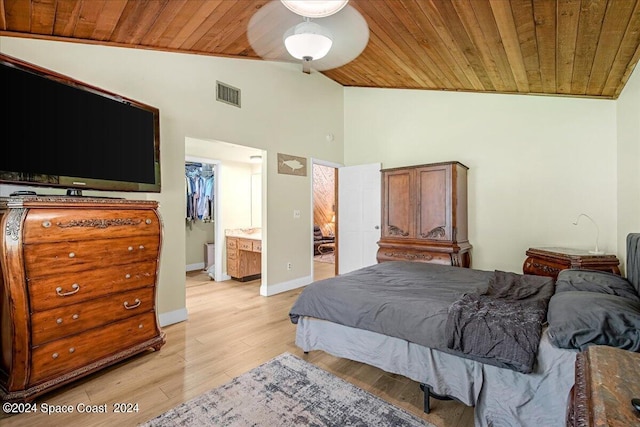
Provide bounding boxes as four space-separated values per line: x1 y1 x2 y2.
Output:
567 345 640 427
523 247 620 279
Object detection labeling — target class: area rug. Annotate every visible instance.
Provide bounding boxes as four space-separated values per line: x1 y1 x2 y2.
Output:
140 352 434 427
314 252 335 263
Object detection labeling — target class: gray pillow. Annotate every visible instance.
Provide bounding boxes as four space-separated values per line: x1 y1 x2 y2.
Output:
555 269 640 302
547 291 640 351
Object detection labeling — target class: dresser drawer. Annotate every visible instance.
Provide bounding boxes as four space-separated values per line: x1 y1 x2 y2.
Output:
30 312 158 385
252 241 262 252
24 236 159 278
238 239 253 251
23 209 160 243
28 260 157 311
31 287 155 346
376 248 452 264
226 238 237 250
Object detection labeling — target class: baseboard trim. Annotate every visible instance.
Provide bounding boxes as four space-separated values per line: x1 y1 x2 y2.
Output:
186 262 204 272
261 274 313 296
159 307 188 327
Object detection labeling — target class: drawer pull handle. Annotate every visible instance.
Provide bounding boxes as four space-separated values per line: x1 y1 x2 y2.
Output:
146 219 152 224
128 246 134 251
139 324 144 329
42 221 51 228
125 274 131 279
69 252 75 258
124 299 141 310
139 245 145 250
69 347 75 353
52 352 59 359
72 314 79 320
56 283 80 296
56 318 63 324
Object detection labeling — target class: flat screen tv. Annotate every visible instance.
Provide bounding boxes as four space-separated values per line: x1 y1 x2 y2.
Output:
0 53 161 195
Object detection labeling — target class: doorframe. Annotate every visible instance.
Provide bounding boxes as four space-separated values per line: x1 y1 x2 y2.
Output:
310 158 343 278
185 155 223 282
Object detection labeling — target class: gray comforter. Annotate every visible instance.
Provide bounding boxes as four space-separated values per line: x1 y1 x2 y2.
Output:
445 270 554 373
289 261 554 373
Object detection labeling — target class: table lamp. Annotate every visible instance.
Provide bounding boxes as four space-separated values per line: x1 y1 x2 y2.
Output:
573 213 604 255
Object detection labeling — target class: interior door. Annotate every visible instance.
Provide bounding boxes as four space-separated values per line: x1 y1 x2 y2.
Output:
338 163 382 274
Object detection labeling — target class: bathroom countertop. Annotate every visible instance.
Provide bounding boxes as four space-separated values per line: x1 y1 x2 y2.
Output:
225 228 262 240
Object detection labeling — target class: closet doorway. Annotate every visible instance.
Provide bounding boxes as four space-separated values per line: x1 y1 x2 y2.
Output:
185 156 220 281
185 137 263 288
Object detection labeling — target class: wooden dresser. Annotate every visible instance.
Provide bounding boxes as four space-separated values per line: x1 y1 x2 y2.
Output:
0 196 166 402
523 247 621 280
377 161 472 267
567 345 640 426
226 236 261 281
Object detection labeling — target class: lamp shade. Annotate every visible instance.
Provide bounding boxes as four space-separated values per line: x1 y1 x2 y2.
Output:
283 21 333 60
280 0 349 18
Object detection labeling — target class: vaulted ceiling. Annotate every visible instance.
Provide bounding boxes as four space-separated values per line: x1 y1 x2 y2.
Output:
1 0 640 99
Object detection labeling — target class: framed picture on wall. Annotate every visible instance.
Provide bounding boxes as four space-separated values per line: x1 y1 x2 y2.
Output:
277 153 307 176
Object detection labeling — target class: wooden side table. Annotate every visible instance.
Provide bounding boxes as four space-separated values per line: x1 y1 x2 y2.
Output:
523 247 620 279
567 345 640 427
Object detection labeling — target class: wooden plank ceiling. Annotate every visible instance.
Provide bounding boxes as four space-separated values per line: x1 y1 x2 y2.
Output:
1 0 640 99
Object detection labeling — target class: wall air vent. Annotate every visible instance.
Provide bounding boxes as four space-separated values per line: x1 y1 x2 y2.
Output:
216 81 241 108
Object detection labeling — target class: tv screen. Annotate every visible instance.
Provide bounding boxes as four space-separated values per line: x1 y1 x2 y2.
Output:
0 53 161 194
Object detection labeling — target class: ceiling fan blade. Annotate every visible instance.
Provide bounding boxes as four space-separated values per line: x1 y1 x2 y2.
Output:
247 1 300 62
247 1 369 72
309 5 369 71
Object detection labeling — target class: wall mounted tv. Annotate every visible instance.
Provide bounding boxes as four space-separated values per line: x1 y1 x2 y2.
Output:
0 53 161 194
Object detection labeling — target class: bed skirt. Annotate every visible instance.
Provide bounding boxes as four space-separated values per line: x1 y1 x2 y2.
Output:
295 316 577 427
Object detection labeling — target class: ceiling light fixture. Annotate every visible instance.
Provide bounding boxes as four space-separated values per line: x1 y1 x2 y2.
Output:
280 0 349 18
249 155 262 163
283 19 333 61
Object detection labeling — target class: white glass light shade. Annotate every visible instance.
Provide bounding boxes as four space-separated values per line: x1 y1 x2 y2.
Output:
280 0 349 18
249 155 262 163
283 21 333 60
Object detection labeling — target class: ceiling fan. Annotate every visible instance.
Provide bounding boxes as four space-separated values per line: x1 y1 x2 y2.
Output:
247 0 370 74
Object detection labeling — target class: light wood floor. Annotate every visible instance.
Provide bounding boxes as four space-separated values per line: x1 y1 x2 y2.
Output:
1 262 473 427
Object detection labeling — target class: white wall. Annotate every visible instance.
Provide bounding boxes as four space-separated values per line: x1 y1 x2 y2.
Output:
1 37 345 323
185 221 214 269
3 35 637 316
344 88 618 273
616 64 640 273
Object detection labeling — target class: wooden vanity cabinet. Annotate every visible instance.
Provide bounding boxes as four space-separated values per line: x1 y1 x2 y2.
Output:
0 196 165 402
226 236 261 281
377 161 472 267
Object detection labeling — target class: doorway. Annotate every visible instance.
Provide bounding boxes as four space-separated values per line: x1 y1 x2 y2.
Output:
185 137 264 290
185 158 218 279
312 161 338 280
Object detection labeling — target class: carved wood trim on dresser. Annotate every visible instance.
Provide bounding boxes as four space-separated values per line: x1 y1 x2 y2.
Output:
0 196 166 402
567 345 640 427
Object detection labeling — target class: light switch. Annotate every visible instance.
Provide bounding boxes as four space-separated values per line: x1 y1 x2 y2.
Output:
293 209 301 219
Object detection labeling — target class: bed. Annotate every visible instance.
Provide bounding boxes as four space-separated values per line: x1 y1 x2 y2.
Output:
289 234 640 427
